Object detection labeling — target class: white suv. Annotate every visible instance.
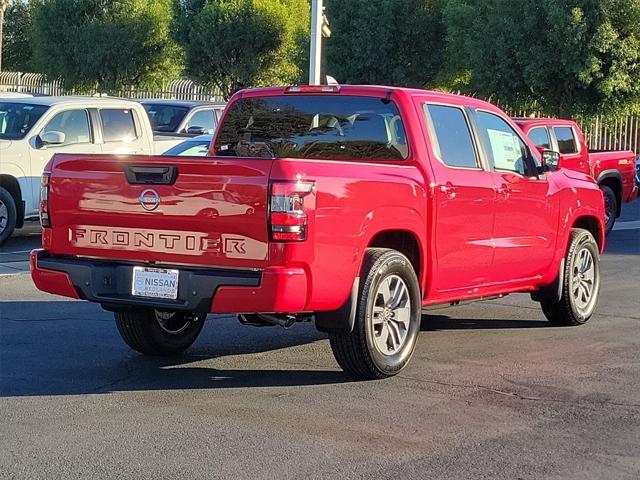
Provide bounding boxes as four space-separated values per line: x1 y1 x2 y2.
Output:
0 96 154 244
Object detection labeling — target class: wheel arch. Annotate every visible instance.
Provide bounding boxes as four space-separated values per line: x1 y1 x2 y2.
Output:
367 229 423 287
0 174 24 229
597 170 622 217
316 228 424 334
572 215 604 253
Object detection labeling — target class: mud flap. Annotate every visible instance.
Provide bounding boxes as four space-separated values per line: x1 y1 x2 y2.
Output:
315 277 360 333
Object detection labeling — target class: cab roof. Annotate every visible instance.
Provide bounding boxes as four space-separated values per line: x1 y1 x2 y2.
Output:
136 99 225 108
235 85 502 112
0 95 142 107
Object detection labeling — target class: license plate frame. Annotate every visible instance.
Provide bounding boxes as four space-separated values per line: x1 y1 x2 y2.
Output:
131 267 179 300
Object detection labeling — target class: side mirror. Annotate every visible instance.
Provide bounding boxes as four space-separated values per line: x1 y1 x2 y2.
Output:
39 131 66 146
540 149 560 172
186 126 206 135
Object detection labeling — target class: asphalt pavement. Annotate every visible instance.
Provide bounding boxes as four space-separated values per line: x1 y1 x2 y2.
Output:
1 205 639 479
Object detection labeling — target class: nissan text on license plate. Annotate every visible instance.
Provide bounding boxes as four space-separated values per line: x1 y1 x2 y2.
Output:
132 267 179 299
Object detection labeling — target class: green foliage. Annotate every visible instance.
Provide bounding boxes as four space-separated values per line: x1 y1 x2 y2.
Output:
442 0 640 119
2 0 34 72
31 0 182 92
324 0 445 87
177 0 309 99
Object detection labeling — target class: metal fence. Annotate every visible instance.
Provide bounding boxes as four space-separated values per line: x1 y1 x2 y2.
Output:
0 71 224 102
2 71 640 155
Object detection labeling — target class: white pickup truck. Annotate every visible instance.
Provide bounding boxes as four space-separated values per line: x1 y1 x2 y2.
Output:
0 96 157 244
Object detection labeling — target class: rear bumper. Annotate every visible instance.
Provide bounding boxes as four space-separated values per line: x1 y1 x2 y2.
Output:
30 250 308 313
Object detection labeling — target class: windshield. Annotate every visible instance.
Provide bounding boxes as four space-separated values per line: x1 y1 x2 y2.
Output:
163 138 211 156
142 104 189 133
214 95 408 160
0 103 49 140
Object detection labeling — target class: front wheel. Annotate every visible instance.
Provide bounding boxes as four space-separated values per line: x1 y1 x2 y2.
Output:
115 309 206 355
0 187 18 246
540 228 601 326
329 248 422 379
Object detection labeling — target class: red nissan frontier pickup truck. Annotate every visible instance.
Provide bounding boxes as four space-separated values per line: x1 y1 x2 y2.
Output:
31 85 605 379
515 118 638 233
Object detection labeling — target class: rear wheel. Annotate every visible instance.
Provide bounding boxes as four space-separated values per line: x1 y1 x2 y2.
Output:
329 248 421 379
115 309 206 355
540 228 600 326
601 185 617 235
0 187 17 246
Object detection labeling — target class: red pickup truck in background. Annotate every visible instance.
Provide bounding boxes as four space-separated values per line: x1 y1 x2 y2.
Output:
32 85 605 379
515 118 638 233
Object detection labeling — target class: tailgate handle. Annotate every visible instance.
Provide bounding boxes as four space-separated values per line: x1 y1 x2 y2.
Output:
124 165 178 185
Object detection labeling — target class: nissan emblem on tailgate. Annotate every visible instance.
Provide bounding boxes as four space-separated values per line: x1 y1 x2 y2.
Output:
139 189 161 211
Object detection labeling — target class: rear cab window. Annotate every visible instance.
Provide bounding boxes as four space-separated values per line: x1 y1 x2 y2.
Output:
553 126 578 154
143 104 189 132
214 95 409 161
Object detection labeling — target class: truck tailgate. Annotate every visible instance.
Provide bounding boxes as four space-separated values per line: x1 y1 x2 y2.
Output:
45 154 273 269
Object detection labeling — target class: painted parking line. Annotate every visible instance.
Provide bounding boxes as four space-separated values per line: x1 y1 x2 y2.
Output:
0 250 33 255
613 220 640 231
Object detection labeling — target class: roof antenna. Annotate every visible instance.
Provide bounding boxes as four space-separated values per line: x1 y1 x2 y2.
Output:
382 90 393 104
326 75 339 85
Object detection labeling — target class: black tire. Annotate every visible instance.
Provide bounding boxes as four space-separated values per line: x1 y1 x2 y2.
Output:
601 185 617 235
115 309 206 356
329 248 421 379
540 228 601 326
0 186 18 246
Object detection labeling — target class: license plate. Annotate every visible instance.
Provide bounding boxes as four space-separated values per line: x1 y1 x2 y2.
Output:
132 267 179 299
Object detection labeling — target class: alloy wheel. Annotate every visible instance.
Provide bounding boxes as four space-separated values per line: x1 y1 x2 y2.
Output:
371 275 411 355
571 248 597 314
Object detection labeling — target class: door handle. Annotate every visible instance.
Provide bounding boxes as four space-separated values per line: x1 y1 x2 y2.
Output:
440 183 457 199
497 184 512 199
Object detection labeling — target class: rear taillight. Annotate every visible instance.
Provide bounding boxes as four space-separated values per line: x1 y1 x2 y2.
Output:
39 173 51 228
270 181 315 241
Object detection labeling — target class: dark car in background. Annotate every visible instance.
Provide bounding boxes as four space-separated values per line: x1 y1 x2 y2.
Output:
138 99 225 136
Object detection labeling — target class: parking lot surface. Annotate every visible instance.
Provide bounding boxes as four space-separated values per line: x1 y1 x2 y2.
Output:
1 203 639 479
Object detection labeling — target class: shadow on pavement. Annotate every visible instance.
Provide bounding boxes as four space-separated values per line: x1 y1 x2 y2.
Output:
0 300 558 397
0 301 352 397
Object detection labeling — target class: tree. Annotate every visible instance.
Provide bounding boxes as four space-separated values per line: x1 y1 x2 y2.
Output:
324 0 445 87
442 0 640 119
2 0 34 72
31 0 182 92
177 0 309 100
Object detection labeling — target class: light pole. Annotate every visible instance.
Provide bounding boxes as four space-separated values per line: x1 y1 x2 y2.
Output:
309 0 331 85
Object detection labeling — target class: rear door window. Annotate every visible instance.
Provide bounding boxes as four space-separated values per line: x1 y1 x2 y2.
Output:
528 127 551 150
100 108 137 142
214 95 408 160
424 104 478 168
553 126 578 154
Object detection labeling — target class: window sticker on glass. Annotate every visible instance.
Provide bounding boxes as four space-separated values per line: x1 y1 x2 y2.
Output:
487 129 522 171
